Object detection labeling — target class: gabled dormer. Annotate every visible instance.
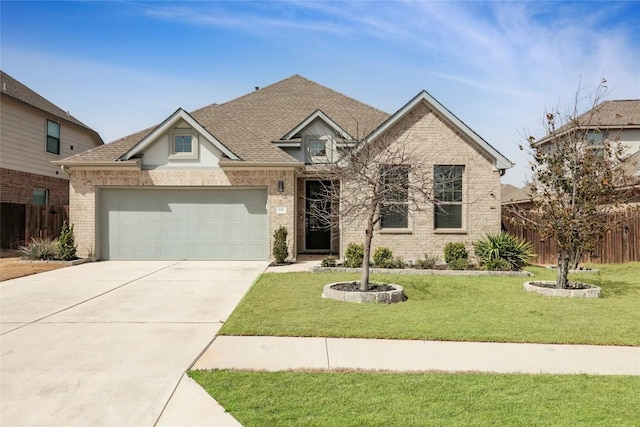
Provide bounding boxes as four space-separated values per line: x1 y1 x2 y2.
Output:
121 108 238 169
272 110 354 164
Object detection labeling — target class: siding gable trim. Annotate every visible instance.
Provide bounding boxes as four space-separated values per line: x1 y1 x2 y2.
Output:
121 108 239 161
365 91 514 171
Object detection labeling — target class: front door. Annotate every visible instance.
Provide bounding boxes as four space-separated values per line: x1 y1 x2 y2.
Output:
305 180 331 251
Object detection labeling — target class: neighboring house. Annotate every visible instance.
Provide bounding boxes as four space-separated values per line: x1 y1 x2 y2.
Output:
0 70 103 206
56 75 513 261
535 99 640 179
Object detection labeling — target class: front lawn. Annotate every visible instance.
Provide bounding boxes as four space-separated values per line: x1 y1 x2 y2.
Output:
190 370 640 426
219 263 640 345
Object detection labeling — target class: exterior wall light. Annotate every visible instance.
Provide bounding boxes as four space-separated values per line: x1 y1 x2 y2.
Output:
277 181 285 192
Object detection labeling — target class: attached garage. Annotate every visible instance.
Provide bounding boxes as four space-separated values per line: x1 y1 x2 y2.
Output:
99 188 268 260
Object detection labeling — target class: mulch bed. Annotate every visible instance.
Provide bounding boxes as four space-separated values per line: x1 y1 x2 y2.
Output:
528 281 595 290
330 281 396 292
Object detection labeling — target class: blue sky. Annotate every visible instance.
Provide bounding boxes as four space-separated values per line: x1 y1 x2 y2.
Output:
2 1 639 185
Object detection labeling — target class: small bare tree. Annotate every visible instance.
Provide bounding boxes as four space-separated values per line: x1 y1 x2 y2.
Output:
312 129 439 291
516 79 637 288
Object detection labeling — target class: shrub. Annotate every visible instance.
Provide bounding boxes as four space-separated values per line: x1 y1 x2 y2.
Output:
415 254 438 269
447 257 469 270
272 226 288 263
57 221 77 261
373 247 394 267
386 256 407 269
482 258 512 271
444 242 468 264
473 232 534 271
343 243 364 268
321 255 337 267
20 238 59 260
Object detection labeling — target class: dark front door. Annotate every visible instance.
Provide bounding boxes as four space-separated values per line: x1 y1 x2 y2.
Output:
305 180 331 250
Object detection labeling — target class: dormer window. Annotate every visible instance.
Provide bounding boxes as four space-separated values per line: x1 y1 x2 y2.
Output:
174 135 192 153
310 140 326 157
169 131 198 160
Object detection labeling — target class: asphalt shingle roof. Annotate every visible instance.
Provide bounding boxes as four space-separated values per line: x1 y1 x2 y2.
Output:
1 70 101 142
61 75 390 164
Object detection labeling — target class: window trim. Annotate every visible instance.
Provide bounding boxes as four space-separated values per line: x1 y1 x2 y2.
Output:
168 131 199 160
380 164 410 229
46 119 60 155
434 165 465 231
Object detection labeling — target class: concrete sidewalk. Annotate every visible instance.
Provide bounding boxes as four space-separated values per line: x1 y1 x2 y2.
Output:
194 336 640 376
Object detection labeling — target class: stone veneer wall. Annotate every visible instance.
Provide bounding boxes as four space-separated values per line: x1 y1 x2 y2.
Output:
340 102 502 263
69 168 296 260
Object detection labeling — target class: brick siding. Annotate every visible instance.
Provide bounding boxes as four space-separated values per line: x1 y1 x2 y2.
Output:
0 168 69 205
340 102 502 263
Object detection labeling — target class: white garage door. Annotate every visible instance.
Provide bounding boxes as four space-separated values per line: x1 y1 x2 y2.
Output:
99 188 268 260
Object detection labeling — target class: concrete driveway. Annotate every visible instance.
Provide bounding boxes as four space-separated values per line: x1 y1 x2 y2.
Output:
1 260 267 427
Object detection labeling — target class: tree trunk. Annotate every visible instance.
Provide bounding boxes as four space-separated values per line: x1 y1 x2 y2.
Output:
360 215 375 291
557 252 570 289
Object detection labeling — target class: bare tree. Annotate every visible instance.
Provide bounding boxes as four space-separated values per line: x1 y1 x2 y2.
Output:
312 129 439 291
515 79 637 288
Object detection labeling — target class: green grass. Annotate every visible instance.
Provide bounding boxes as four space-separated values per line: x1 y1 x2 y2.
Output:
219 263 640 345
190 370 640 426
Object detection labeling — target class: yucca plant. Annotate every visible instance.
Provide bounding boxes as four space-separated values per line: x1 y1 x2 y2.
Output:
19 238 59 260
473 232 534 271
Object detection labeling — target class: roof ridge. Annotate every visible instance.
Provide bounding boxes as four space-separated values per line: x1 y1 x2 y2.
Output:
0 70 102 142
292 75 389 116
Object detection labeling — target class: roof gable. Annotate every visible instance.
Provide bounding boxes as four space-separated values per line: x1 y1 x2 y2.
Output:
121 108 239 161
365 90 514 170
279 109 354 141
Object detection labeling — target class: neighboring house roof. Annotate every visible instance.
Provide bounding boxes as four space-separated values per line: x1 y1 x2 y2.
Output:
60 75 390 165
536 99 640 145
0 70 103 144
366 91 514 170
501 184 532 204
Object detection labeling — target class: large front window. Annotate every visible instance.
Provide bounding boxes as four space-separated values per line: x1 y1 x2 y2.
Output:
380 164 409 228
434 165 464 229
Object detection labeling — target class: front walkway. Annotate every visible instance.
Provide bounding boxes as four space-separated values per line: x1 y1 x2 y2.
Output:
194 336 640 375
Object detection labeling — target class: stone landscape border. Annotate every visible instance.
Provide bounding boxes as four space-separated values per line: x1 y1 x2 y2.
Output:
322 282 406 304
544 266 600 274
313 266 533 277
523 281 601 298
19 258 91 266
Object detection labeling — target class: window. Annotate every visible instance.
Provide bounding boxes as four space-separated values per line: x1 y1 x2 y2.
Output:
32 188 48 205
173 135 192 153
309 140 326 157
169 132 198 160
46 120 60 154
380 164 409 228
586 130 606 158
434 165 464 229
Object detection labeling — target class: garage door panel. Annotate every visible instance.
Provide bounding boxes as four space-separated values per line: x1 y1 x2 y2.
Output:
100 188 268 260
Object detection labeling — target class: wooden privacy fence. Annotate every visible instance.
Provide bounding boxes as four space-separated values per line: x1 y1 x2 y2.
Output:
1 203 69 249
502 208 640 265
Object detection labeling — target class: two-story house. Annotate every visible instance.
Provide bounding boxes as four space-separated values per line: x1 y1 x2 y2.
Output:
1 71 103 248
0 70 103 206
